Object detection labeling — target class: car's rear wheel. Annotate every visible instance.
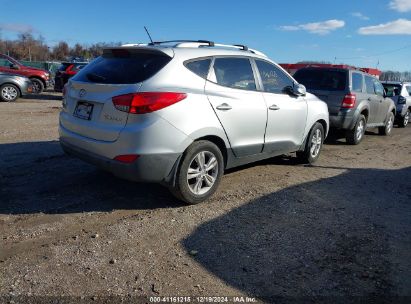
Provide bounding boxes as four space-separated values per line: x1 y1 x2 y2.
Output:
30 78 44 94
346 115 366 145
297 122 324 164
0 84 20 102
398 110 409 128
379 112 394 136
171 140 224 204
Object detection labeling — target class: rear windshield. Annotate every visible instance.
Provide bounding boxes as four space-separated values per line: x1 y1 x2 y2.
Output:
58 63 72 71
382 84 401 97
73 51 171 84
294 69 347 91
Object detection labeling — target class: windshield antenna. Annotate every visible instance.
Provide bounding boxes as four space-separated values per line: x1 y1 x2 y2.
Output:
144 26 154 44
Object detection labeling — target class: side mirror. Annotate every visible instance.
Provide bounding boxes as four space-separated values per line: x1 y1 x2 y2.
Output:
292 83 306 96
10 64 19 70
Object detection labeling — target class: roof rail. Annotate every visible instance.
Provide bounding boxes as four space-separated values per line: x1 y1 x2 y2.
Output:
148 40 215 46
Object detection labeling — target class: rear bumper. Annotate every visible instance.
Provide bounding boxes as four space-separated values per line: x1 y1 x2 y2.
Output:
60 139 180 184
329 111 356 130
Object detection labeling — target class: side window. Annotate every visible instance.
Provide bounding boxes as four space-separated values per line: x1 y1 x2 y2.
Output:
0 58 12 67
406 86 411 96
374 80 384 97
255 60 293 94
351 73 363 93
184 58 211 79
365 76 375 95
213 57 256 90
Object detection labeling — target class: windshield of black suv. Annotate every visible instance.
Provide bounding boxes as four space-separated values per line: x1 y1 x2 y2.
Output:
382 84 401 97
294 69 347 91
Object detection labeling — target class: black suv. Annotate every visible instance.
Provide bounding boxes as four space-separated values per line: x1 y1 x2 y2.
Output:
54 62 87 92
294 67 396 144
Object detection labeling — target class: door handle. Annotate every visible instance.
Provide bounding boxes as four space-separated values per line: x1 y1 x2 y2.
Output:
367 97 372 101
216 103 232 111
269 104 280 110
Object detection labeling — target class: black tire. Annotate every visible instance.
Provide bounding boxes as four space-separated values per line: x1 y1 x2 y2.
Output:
171 140 224 205
30 78 44 94
0 83 20 102
346 114 366 145
379 112 394 136
398 110 409 128
296 122 324 164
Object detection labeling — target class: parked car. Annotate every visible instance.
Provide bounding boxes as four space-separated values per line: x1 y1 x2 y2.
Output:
382 81 411 127
0 72 33 102
54 62 87 92
293 67 396 145
59 40 329 204
0 53 51 93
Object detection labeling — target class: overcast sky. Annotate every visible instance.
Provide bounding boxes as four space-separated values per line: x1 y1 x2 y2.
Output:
1 0 411 71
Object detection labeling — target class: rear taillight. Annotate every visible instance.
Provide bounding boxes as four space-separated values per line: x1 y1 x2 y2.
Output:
341 93 356 109
113 154 139 163
398 96 406 104
112 92 187 114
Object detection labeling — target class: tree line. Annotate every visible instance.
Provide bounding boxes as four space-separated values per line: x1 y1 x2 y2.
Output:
0 32 121 62
1 33 410 81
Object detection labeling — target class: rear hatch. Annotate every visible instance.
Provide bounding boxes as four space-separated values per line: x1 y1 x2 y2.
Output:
294 68 348 115
61 47 173 141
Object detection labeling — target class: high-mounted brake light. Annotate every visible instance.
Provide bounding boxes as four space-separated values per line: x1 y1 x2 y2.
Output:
112 92 187 114
341 93 356 109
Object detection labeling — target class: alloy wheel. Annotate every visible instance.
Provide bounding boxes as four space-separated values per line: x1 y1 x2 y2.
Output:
187 151 218 195
310 129 322 158
1 86 18 101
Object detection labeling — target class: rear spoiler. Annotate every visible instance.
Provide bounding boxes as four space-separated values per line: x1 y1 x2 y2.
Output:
103 46 174 58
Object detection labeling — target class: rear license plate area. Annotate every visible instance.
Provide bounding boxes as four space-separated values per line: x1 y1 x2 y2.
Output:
74 101 94 120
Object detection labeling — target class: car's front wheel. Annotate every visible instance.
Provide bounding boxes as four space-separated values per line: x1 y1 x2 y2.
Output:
0 84 20 102
171 140 224 204
379 112 394 136
398 110 409 128
297 122 324 164
30 78 44 94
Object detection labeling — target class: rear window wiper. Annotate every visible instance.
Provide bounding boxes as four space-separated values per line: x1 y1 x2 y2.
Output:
86 73 106 82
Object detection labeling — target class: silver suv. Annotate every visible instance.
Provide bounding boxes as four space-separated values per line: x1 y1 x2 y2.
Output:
59 40 329 204
382 81 411 128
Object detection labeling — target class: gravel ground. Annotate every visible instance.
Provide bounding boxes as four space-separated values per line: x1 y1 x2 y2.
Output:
0 92 410 303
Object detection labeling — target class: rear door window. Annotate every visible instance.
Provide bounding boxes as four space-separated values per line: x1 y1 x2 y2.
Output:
185 58 211 79
351 73 363 93
406 86 411 96
255 60 293 94
212 57 256 90
74 50 171 84
373 80 384 96
293 69 347 91
365 76 376 95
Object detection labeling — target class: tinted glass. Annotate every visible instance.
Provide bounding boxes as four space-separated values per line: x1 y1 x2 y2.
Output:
0 58 12 67
365 76 375 94
58 63 72 71
351 73 363 92
406 86 411 95
374 80 384 96
185 59 211 79
256 60 293 94
74 52 171 84
382 84 401 97
213 58 256 90
293 69 347 91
